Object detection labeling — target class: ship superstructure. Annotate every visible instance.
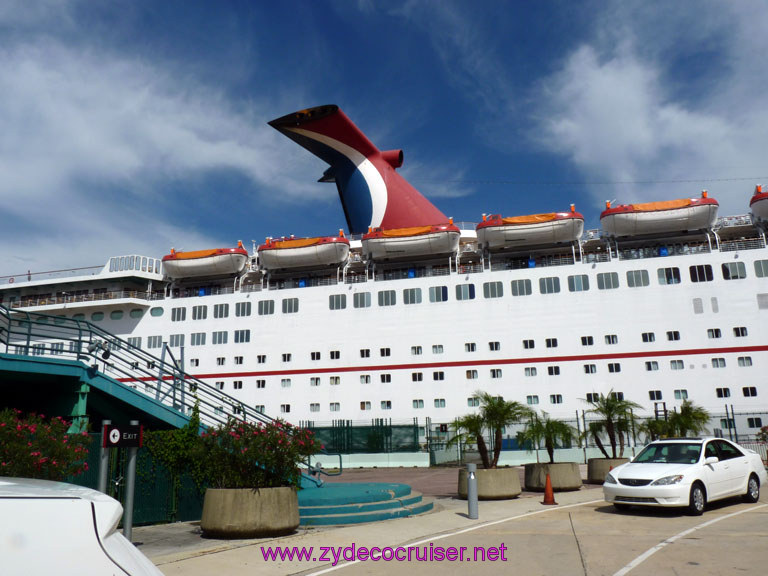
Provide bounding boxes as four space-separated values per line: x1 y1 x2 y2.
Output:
1 106 767 438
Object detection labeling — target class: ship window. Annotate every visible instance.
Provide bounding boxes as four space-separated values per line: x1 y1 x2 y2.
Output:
311 351 321 361
433 371 445 381
254 404 265 413
526 395 539 405
235 302 252 317
310 403 320 413
605 334 618 345
584 364 596 374
360 375 371 384
642 332 655 342
119 256 125 271
465 342 476 352
191 332 206 346
215 381 224 390
429 286 448 302
610 391 624 401
716 387 730 398
411 346 422 355
645 361 658 371
329 376 340 385
608 362 621 373
759 293 768 309
627 269 650 287
380 347 390 357
171 307 186 322
547 366 560 376
657 267 681 285
147 335 162 348
722 261 747 280
257 354 266 363
169 334 184 347
648 390 662 400
597 272 619 290
360 401 371 411
467 397 480 407
381 374 392 383
256 379 265 388
329 294 347 310
310 377 320 387
490 368 502 378
258 300 275 315
670 359 684 370
91 312 104 321
110 310 123 320
689 264 713 283
568 274 589 292
280 404 290 414
127 337 141 349
192 306 206 321
330 350 340 359
489 341 500 351
674 389 688 400
413 372 424 382
748 417 763 428
546 338 558 348
235 329 250 343
539 276 561 294
53 316 67 325
412 399 424 409
378 290 396 306
707 328 721 339
434 398 446 408
214 303 229 318
743 387 758 397
455 284 475 300
738 356 753 367
110 257 116 272
734 326 748 337
432 344 444 354
329 402 340 412
581 336 593 346
525 367 537 377
483 281 503 299
212 331 228 345
282 353 291 362
216 357 225 366
510 279 532 297
151 307 164 317
360 348 370 358
233 381 243 390
141 257 147 272
523 339 535 349
586 393 599 403
129 309 144 319
711 357 726 368
667 330 680 341
403 288 422 305
466 370 477 380
381 401 392 410
235 356 243 365
281 378 291 388
755 259 768 277
550 394 563 404
353 292 371 308
282 298 299 314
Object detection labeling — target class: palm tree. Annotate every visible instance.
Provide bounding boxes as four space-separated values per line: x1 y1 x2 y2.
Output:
584 391 641 458
516 411 577 464
448 413 489 468
637 417 671 443
667 400 710 437
476 391 532 468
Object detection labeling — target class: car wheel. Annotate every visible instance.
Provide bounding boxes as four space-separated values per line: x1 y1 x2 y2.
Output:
613 503 630 512
688 483 706 516
743 474 760 503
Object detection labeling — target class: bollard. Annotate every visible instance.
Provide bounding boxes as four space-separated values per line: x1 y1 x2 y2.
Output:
467 463 479 519
123 420 139 543
97 420 111 495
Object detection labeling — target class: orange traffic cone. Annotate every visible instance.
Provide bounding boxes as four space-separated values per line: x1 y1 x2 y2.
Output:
542 473 557 505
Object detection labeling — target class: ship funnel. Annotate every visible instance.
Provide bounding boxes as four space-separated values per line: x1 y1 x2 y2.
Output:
269 105 447 234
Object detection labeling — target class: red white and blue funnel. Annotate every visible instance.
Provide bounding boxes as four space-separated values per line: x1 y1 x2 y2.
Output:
269 105 448 234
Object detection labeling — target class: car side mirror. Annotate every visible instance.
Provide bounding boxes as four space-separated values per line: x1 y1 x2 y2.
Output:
705 456 719 465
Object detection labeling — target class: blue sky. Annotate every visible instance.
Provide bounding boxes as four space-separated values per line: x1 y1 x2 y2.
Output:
2 0 767 273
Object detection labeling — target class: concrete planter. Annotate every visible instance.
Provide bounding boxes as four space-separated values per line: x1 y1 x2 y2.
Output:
457 467 521 500
523 462 582 492
201 487 299 539
587 458 629 484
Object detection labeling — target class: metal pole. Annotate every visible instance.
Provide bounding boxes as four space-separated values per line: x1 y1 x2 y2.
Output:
466 463 479 519
123 420 139 542
97 420 111 494
731 404 739 443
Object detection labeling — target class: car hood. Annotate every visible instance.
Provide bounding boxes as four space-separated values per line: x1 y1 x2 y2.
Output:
614 462 692 480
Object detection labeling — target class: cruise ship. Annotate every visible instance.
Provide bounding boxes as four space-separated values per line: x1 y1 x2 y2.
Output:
1 105 767 437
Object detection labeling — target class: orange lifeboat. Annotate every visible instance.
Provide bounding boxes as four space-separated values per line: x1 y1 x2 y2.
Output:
362 223 460 261
258 234 350 271
600 192 719 237
476 207 584 251
161 243 248 278
750 184 768 221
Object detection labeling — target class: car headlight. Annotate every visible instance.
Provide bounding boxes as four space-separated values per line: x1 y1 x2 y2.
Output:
604 473 617 484
651 475 684 486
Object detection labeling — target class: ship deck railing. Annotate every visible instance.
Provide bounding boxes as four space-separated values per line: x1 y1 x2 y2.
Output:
0 265 104 286
9 289 162 309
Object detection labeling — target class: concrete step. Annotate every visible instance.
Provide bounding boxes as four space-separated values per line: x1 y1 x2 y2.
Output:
300 491 425 516
300 498 434 526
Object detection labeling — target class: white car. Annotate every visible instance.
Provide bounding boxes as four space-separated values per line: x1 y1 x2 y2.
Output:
603 437 767 515
0 477 163 576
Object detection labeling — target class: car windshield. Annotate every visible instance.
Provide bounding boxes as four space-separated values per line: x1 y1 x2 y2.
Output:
634 443 702 464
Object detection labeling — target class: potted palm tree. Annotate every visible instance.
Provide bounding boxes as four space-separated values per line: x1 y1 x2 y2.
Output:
584 391 641 484
455 391 532 500
667 400 711 436
517 411 581 491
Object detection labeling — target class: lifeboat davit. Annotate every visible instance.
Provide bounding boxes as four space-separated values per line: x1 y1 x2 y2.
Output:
750 184 768 221
600 192 719 237
258 233 350 271
476 206 584 251
362 223 460 261
162 243 249 278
